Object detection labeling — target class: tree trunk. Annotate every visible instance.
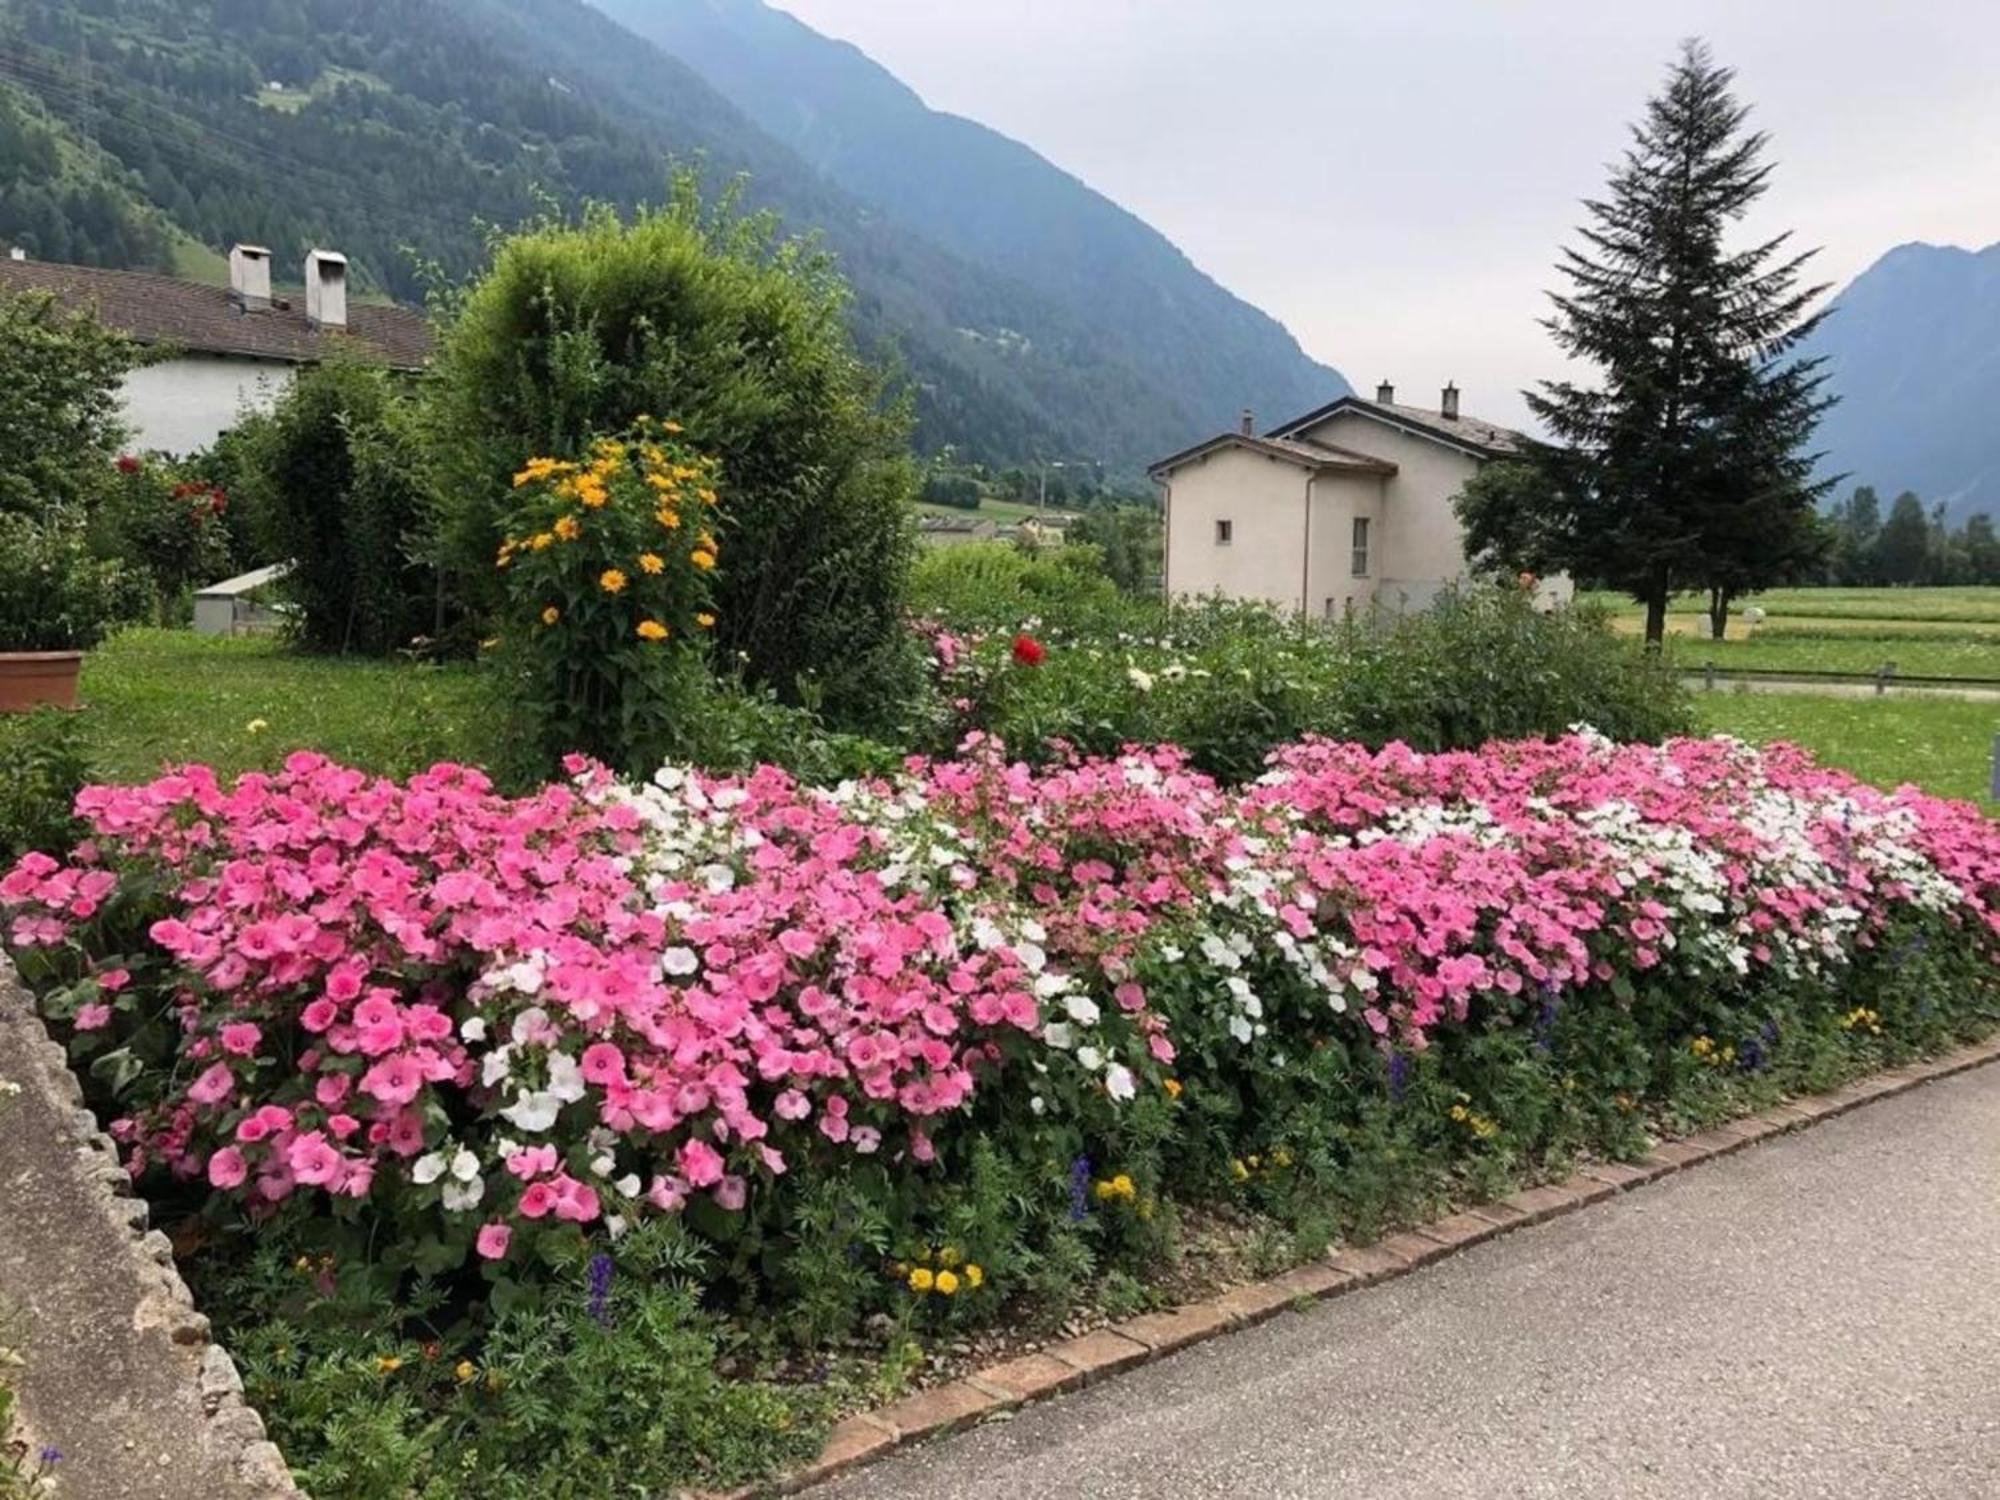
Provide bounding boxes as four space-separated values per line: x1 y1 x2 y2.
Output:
1643 589 1667 649
1706 586 1731 641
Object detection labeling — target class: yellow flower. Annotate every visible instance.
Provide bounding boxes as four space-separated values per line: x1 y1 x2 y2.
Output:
245 718 269 735
937 1245 962 1269
907 1267 934 1293
662 420 684 434
638 552 666 575
541 606 560 626
454 1360 477 1384
376 1355 403 1374
528 532 554 551
934 1269 960 1297
478 637 499 651
553 514 582 542
690 549 717 571
1111 1173 1135 1200
695 612 717 629
698 487 718 506
574 476 609 509
1229 1158 1250 1183
599 568 628 594
964 1263 984 1289
1449 1104 1469 1122
511 456 568 488
1162 1077 1182 1099
636 619 669 642
656 507 682 530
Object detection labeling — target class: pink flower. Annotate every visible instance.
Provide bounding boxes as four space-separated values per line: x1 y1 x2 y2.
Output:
301 999 338 1033
678 1138 725 1188
219 1022 261 1056
207 1146 247 1189
187 1062 235 1107
74 1002 113 1031
713 1175 747 1212
579 1042 627 1087
518 1182 559 1219
286 1131 343 1186
476 1222 512 1259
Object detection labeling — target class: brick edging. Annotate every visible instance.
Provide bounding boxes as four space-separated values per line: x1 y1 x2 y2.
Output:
726 1034 2000 1498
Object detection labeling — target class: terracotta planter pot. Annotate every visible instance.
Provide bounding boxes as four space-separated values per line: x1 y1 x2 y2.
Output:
0 651 84 712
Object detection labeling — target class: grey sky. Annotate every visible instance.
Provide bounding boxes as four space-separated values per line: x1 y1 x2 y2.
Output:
772 0 2000 431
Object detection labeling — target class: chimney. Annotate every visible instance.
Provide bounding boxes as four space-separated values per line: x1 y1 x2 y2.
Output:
304 248 348 330
1239 408 1256 436
228 244 272 311
1375 380 1395 405
1440 382 1460 420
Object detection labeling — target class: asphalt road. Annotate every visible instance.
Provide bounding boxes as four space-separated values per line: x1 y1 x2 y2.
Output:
807 1064 2000 1500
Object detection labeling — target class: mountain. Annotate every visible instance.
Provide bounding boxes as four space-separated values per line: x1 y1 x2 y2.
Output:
1803 240 2000 523
0 0 1343 471
590 0 1346 450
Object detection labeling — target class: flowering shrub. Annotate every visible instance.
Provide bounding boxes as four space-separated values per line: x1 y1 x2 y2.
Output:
498 422 723 771
96 455 234 622
2 732 1995 1290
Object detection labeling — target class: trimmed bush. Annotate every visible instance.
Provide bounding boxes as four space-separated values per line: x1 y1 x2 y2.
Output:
0 709 88 867
427 191 923 731
242 363 438 656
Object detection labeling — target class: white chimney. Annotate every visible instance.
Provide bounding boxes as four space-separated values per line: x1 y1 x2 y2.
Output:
1440 382 1460 420
304 249 348 330
228 244 272 310
1375 380 1395 405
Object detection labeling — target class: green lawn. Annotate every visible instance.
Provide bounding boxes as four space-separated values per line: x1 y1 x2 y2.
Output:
1695 690 1998 808
80 629 510 784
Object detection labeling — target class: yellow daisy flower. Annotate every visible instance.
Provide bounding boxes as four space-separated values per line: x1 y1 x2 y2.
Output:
636 619 669 642
599 568 628 594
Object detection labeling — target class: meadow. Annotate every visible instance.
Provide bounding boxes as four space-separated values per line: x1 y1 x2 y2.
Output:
1582 586 2000 679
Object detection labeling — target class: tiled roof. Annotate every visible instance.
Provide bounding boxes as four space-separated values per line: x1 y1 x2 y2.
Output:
1150 430 1399 478
1269 395 1526 459
0 258 432 370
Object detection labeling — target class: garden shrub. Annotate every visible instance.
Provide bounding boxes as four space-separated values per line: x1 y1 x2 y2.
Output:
241 363 438 656
0 508 140 652
0 287 134 518
0 710 89 869
427 188 923 731
92 455 235 624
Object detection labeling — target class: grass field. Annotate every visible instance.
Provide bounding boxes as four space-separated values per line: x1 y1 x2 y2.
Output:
1582 587 2000 679
80 630 508 785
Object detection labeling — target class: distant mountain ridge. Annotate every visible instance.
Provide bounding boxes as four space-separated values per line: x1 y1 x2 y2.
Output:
1803 239 2000 523
0 0 1345 471
590 0 1347 456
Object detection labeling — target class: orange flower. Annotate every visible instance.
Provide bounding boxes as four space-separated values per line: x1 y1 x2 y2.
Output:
690 550 717 572
636 619 669 642
695 612 717 629
599 569 628 595
553 514 581 542
540 606 560 626
638 552 665 575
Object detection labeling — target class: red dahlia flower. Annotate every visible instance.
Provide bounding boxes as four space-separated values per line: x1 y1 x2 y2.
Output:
1011 634 1045 667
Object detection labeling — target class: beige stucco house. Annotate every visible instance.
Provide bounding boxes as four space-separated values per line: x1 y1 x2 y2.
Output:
1151 382 1570 618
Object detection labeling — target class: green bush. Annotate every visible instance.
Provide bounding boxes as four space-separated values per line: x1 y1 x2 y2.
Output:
0 288 134 519
426 188 922 730
242 363 440 655
0 509 140 652
0 708 90 867
91 456 235 624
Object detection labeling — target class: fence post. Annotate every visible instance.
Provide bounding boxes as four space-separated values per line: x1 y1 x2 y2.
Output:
1703 662 1717 691
1875 660 1896 696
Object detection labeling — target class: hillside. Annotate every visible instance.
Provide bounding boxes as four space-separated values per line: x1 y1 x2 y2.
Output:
0 0 1343 470
591 0 1346 444
1803 240 2000 524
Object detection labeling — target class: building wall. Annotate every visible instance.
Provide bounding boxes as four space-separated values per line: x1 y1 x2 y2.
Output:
1162 446 1314 608
119 355 295 455
1304 471 1386 621
1295 410 1482 613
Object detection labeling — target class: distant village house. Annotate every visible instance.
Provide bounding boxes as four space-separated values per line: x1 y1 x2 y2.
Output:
0 244 432 454
1151 382 1570 617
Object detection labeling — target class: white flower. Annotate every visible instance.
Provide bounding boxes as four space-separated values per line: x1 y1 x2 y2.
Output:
504 961 543 995
1077 1045 1104 1070
615 1173 641 1198
480 1045 514 1087
449 1149 480 1183
441 1176 484 1212
590 1152 615 1178
1127 667 1155 693
1064 994 1101 1025
1228 1014 1254 1044
510 1007 550 1045
662 946 699 977
412 1152 447 1185
501 1091 561 1132
1105 1064 1136 1101
1043 1021 1075 1050
546 1052 586 1103
460 1016 488 1043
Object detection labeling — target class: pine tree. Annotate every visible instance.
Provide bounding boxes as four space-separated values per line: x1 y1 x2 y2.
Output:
1514 40 1834 644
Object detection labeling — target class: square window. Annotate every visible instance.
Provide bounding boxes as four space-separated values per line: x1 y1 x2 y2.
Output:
1215 519 1233 545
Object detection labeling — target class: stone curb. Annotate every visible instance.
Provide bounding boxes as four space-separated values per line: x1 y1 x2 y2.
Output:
0 957 302 1498
711 1032 2000 1499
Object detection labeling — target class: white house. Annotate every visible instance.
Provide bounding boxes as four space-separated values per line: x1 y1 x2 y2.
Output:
1151 382 1571 617
0 245 431 454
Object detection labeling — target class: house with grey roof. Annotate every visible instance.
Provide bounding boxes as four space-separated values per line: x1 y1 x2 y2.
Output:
1150 382 1570 618
0 244 432 455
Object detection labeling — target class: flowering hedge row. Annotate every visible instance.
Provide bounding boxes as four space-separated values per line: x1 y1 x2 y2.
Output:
3 731 1996 1274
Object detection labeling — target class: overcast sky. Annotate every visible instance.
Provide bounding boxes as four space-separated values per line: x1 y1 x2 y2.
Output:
771 0 2000 431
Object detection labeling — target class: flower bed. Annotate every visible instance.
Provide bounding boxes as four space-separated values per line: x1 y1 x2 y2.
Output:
3 730 1996 1494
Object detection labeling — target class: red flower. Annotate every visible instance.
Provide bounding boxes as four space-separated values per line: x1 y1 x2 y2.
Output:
115 454 141 475
1011 634 1046 667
